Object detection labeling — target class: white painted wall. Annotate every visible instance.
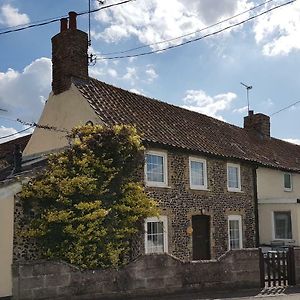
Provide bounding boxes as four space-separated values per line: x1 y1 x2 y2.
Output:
0 182 22 297
23 84 100 157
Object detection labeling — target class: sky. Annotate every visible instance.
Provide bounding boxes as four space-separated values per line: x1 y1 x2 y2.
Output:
0 0 299 145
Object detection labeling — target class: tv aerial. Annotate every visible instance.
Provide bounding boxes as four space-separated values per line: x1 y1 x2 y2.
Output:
240 82 252 115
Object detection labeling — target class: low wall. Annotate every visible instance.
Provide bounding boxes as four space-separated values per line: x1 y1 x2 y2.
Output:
12 249 260 300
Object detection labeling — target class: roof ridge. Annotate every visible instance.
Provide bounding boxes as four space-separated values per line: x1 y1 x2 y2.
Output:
84 76 245 132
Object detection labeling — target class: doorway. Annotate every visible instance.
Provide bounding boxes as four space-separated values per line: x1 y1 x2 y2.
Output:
192 215 210 260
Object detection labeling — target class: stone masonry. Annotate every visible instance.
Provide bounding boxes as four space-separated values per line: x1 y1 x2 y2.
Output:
140 146 257 260
12 250 260 300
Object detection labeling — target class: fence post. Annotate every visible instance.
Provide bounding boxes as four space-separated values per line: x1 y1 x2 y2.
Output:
259 248 265 288
288 247 296 286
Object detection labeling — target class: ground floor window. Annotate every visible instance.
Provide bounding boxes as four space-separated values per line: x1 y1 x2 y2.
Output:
228 215 243 250
274 211 292 239
144 216 168 254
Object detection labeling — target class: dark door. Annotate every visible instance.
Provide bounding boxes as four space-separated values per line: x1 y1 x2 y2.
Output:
192 215 210 260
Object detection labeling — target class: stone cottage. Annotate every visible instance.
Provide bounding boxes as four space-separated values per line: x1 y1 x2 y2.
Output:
2 9 300 299
23 12 260 262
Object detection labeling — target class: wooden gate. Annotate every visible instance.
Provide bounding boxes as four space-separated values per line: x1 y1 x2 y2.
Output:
259 247 296 288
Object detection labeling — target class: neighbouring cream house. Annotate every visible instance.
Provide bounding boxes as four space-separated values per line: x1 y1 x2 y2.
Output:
0 136 30 298
258 168 300 247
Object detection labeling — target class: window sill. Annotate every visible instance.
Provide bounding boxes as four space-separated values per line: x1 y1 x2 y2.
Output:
145 184 171 189
190 187 210 191
227 189 243 193
284 189 293 192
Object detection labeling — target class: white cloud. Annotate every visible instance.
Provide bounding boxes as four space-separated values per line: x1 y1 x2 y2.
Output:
129 88 145 96
107 68 118 78
0 57 51 123
0 126 33 144
123 67 138 84
253 1 300 56
181 89 237 120
233 106 248 114
145 65 158 82
93 0 252 50
283 138 300 146
0 4 30 27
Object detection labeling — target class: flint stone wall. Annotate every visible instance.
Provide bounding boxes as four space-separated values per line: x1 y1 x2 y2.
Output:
13 249 260 300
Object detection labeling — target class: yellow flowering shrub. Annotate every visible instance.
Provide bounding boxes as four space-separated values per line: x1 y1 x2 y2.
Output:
20 125 158 269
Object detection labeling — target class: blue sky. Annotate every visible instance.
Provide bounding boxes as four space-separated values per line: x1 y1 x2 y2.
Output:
0 0 299 144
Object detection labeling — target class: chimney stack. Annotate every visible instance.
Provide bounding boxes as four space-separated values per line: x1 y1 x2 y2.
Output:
52 11 88 95
244 110 270 138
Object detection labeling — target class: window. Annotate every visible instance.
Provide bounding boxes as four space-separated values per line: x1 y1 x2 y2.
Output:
274 212 292 239
284 173 292 191
228 215 243 250
145 151 168 187
189 157 207 190
227 163 241 192
144 216 168 254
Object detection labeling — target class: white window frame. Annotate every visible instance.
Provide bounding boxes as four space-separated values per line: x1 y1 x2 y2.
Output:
272 211 293 241
228 215 243 250
284 173 293 192
144 216 168 254
144 150 168 187
227 163 241 192
145 150 168 187
189 157 208 190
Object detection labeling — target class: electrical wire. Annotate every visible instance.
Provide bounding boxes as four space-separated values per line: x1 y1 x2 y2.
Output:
271 100 300 116
0 115 70 135
0 126 34 140
98 0 296 60
101 0 275 56
0 0 136 36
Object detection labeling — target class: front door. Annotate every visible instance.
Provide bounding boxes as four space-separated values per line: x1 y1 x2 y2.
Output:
192 215 210 260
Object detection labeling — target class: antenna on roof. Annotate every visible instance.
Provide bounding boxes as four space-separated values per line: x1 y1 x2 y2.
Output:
240 82 252 116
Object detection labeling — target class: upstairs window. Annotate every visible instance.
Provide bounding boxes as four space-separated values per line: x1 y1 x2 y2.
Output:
284 173 292 191
227 163 241 192
189 157 207 190
228 215 243 250
274 211 292 240
145 151 168 187
145 216 168 254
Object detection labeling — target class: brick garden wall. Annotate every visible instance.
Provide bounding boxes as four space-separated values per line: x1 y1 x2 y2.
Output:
12 249 260 300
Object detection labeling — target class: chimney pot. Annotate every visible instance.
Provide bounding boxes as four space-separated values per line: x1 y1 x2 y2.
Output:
52 11 88 95
69 11 77 30
60 18 68 32
249 110 254 116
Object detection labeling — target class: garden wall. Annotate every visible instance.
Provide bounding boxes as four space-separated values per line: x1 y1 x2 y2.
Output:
12 249 260 300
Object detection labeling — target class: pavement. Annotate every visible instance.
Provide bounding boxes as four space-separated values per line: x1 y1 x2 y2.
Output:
123 286 300 300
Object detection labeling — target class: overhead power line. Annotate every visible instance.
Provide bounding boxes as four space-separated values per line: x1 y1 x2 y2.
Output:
98 0 295 60
271 100 300 116
101 0 275 56
0 126 34 140
0 0 136 36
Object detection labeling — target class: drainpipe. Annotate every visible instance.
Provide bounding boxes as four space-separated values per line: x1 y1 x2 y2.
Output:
253 165 260 247
13 144 22 174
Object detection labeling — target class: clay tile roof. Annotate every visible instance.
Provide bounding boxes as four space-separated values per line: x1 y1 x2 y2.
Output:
74 78 300 172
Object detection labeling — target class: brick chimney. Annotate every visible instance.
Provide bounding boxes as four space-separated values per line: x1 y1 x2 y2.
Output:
52 12 88 95
244 110 270 138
